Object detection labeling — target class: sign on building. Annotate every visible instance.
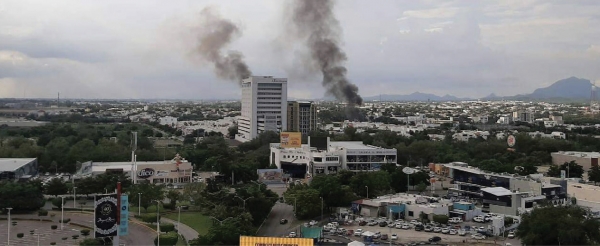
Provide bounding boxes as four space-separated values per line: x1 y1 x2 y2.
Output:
120 195 129 236
137 168 155 179
94 194 118 238
280 132 301 148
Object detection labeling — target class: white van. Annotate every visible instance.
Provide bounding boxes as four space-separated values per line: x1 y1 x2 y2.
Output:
449 217 463 223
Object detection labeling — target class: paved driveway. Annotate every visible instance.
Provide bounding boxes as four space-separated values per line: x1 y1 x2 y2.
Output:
256 202 296 237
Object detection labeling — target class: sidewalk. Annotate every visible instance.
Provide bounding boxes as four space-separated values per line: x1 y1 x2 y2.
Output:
161 217 199 242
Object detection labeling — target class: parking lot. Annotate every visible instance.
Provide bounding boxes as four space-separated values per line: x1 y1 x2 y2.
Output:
324 217 522 245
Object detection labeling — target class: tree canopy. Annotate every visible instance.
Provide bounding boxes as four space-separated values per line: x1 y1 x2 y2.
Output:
517 206 600 245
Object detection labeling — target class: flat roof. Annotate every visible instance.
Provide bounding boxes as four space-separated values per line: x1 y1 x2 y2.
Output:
330 141 379 150
553 151 600 158
89 161 190 173
0 158 36 172
481 187 513 196
445 163 514 179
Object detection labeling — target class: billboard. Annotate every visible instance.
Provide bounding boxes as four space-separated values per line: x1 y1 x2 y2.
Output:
94 194 118 238
120 195 129 236
310 136 328 151
239 236 314 246
280 132 301 148
257 169 284 184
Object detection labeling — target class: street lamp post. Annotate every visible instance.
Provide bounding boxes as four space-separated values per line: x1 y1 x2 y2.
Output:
37 230 40 246
138 193 142 216
154 200 160 246
61 196 65 230
177 206 181 235
73 187 77 208
365 186 369 198
7 207 12 246
235 196 253 209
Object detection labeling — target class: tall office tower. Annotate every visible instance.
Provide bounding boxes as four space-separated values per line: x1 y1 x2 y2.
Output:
238 76 288 140
287 101 318 136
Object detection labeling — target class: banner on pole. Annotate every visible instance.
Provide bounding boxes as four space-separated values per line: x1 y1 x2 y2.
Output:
120 195 129 236
94 194 118 238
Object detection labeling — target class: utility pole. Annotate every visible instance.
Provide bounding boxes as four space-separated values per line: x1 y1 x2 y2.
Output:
7 207 12 246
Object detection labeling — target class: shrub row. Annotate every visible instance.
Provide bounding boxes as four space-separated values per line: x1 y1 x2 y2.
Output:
154 232 178 246
160 223 175 233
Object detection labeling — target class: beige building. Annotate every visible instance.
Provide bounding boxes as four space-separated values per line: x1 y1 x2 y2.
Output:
551 151 600 171
567 182 600 211
287 101 317 136
76 154 193 184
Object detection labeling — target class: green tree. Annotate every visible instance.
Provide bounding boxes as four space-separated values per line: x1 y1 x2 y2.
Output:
416 182 427 193
127 183 165 211
589 166 600 185
45 178 69 196
517 206 600 245
0 181 45 211
547 161 584 178
166 190 180 209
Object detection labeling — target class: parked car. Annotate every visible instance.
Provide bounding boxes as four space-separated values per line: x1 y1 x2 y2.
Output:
472 234 486 240
441 228 450 234
424 226 433 232
310 220 318 226
433 227 442 233
354 229 363 236
449 217 463 224
410 219 419 225
368 220 378 226
280 219 288 224
402 223 411 230
359 221 368 226
474 216 485 223
388 222 396 228
415 224 424 231
458 229 467 236
381 234 388 240
379 221 388 227
508 231 515 239
429 236 442 243
395 223 403 229
391 234 398 240
289 232 296 238
373 232 381 239
449 229 458 235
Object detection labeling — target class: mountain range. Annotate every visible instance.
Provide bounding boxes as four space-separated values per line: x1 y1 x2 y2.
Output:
361 77 594 102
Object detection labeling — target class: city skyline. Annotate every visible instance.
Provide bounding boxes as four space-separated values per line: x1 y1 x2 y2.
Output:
1 0 600 100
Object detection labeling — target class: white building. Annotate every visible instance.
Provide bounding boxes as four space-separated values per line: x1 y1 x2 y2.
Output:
452 130 490 142
269 137 396 178
159 116 178 127
237 76 288 141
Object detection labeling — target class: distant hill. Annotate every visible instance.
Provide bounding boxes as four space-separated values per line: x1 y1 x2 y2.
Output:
363 92 470 102
483 77 593 102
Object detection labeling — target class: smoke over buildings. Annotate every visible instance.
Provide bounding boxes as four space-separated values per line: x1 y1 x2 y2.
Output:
192 7 251 83
285 0 363 106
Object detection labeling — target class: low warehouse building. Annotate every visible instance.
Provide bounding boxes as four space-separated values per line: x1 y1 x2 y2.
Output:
0 158 38 181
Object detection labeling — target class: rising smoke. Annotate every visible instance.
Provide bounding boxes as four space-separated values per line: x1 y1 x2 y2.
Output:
192 7 251 83
286 0 363 106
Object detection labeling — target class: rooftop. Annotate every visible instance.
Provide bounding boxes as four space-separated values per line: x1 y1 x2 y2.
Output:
356 193 453 207
481 187 514 196
553 151 600 158
330 141 382 150
0 158 36 172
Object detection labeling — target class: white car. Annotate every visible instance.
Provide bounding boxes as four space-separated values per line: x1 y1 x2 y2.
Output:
508 231 515 239
309 220 317 226
388 222 396 228
458 229 467 236
410 219 419 225
289 232 296 238
391 234 398 240
395 223 403 229
449 229 458 235
473 216 485 223
449 217 463 223
433 227 442 233
354 229 363 236
472 234 486 240
401 223 411 230
441 228 450 234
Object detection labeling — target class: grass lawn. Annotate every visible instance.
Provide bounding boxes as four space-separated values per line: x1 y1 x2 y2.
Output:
163 212 212 236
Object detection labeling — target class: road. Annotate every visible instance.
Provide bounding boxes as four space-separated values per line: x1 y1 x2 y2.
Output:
161 217 199 242
257 202 296 237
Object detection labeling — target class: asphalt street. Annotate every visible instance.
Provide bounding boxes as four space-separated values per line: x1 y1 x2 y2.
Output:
256 202 296 237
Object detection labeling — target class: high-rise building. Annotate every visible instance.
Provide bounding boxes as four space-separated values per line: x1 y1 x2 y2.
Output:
238 76 288 141
287 101 317 136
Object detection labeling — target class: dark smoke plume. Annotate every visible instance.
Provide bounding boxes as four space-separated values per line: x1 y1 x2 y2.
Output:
287 0 363 106
193 7 251 83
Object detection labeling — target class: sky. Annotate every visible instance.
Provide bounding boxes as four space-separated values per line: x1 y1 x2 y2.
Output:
1 0 600 100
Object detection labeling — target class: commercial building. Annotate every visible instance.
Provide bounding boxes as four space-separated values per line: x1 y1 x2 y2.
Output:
269 136 396 178
287 101 317 136
438 162 566 216
76 155 192 184
551 151 600 171
159 116 177 127
512 110 534 123
351 193 455 221
237 76 288 141
0 158 38 180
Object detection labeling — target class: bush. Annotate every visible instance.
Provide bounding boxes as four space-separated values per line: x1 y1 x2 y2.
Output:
51 225 58 230
72 234 79 239
81 229 90 236
79 238 104 246
38 209 49 216
17 233 24 238
504 217 514 226
52 198 63 208
59 218 71 223
50 213 56 217
62 237 68 240
154 232 179 246
162 203 175 210
51 242 56 245
432 215 449 224
139 213 160 224
160 223 175 233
